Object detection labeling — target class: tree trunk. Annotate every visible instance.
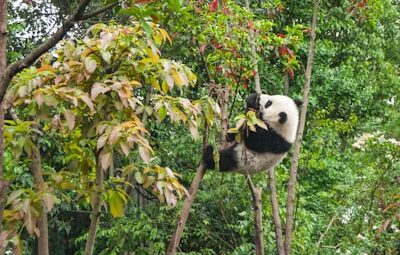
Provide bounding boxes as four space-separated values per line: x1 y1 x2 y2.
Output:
0 0 7 238
268 169 284 255
84 153 104 255
284 1 319 254
31 143 49 255
247 176 264 255
283 73 289 95
166 163 207 255
166 120 209 255
219 87 230 147
245 1 265 253
245 0 261 94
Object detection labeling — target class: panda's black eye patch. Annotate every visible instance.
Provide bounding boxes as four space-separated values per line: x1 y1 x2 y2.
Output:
264 100 273 108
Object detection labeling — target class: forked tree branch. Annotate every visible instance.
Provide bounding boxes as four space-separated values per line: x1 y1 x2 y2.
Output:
284 1 319 254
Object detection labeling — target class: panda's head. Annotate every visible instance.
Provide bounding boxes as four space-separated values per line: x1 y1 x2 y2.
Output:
247 93 300 143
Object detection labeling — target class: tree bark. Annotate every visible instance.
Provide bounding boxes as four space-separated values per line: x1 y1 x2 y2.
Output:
247 176 264 255
31 143 49 255
244 1 266 253
284 1 319 254
166 163 207 255
84 153 104 255
219 87 230 147
268 169 284 255
283 73 289 95
245 0 261 94
167 124 209 254
0 0 8 244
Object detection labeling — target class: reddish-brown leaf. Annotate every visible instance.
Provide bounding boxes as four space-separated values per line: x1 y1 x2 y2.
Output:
209 0 218 12
287 68 294 80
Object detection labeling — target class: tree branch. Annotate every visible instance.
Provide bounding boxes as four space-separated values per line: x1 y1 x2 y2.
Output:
268 168 285 255
166 123 209 255
79 2 119 20
316 216 336 251
247 175 265 255
284 1 319 254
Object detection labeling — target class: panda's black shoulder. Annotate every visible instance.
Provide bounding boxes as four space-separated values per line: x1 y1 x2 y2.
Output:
243 125 292 154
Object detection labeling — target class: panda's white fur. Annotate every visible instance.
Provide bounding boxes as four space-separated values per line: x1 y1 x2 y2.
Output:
258 94 299 143
203 93 300 175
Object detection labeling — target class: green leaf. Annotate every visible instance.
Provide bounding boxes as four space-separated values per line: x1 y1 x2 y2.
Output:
141 21 152 37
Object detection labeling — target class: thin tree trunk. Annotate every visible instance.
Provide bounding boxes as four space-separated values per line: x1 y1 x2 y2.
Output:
284 1 319 254
31 143 49 255
247 176 264 255
283 73 289 95
166 163 207 255
219 87 230 147
268 168 284 255
245 1 266 253
166 125 209 255
84 153 104 255
245 0 261 94
0 0 8 240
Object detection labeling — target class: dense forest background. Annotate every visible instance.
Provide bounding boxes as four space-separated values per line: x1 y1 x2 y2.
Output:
1 0 399 254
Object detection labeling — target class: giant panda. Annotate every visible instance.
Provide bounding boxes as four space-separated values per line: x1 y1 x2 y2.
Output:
203 93 300 175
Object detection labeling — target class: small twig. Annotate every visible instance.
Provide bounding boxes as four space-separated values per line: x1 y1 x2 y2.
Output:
316 216 336 250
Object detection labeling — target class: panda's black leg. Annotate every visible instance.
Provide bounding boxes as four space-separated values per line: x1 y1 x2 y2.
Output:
202 144 215 170
219 144 238 172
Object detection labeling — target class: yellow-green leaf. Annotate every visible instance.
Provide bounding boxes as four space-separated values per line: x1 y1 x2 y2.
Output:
108 190 125 217
135 171 145 185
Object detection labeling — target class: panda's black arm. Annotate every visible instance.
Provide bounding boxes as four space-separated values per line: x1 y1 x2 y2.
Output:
246 93 259 111
243 126 292 154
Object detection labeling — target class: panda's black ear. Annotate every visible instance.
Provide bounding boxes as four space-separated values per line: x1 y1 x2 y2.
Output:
246 93 258 110
294 99 303 107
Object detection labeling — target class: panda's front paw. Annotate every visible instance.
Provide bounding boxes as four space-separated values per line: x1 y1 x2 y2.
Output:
202 144 215 170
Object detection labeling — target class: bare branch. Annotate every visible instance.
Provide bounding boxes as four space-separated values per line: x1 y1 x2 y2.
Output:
167 123 209 255
316 216 337 250
247 175 265 255
284 1 319 254
245 0 261 94
79 1 119 20
268 168 285 255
